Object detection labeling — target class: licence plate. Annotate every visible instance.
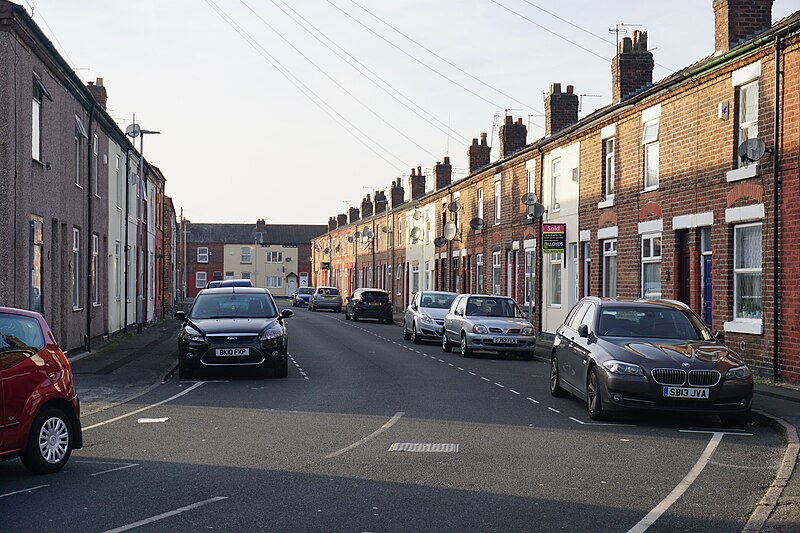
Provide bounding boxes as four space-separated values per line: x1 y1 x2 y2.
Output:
216 348 249 357
325 296 337 300
493 337 518 344
662 387 709 399
369 302 383 306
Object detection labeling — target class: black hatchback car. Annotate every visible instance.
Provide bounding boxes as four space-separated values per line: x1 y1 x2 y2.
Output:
345 289 393 323
175 287 292 379
549 298 753 426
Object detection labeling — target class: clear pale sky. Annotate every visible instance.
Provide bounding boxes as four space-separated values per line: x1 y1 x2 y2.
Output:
27 0 798 224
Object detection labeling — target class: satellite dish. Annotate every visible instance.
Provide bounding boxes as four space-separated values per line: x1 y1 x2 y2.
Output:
366 229 374 239
354 231 361 238
434 236 447 248
410 227 421 240
527 203 545 219
448 201 460 213
444 222 457 241
347 236 354 243
381 226 389 233
521 192 538 206
738 138 766 163
413 210 422 220
323 247 330 254
470 218 485 231
125 123 141 138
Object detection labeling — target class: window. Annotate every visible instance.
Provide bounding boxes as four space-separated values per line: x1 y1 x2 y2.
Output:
72 228 80 309
32 76 42 161
476 254 484 294
93 134 99 196
241 272 251 280
266 251 283 263
225 271 234 280
126 247 132 302
115 155 122 209
452 257 460 293
548 253 562 307
92 234 100 305
603 138 615 197
602 239 617 298
397 263 403 296
29 217 44 313
641 233 662 300
477 188 484 222
412 264 419 293
551 159 561 211
195 271 207 288
492 251 501 294
494 178 501 225
527 167 535 196
737 81 759 168
115 241 121 300
733 224 762 320
582 242 591 298
643 120 659 189
266 276 282 288
241 246 252 264
197 247 209 263
524 248 535 305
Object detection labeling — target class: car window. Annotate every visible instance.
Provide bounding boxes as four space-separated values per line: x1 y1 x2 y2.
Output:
362 291 388 302
597 306 714 340
449 295 463 313
465 297 524 318
566 303 588 329
579 304 596 332
298 288 314 295
190 293 277 319
455 296 467 315
319 288 340 296
0 313 46 355
421 293 457 309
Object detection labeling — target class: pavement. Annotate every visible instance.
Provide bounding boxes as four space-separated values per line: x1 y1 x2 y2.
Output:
61 305 799 531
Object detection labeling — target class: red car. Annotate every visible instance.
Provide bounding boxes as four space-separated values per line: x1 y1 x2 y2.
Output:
0 307 82 473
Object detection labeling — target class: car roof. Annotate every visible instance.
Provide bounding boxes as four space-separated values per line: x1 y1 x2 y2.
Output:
199 287 271 295
419 291 456 296
581 297 691 310
0 306 44 320
316 286 338 290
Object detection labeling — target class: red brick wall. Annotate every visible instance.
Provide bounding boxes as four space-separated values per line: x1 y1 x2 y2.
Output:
187 243 224 297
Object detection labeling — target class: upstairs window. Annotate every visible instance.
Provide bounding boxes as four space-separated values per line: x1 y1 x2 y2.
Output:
494 178 501 225
74 116 88 187
737 81 759 168
477 188 484 222
93 134 100 197
241 246 252 264
551 159 561 211
266 251 283 263
642 120 659 190
32 77 42 161
197 247 209 263
603 137 615 198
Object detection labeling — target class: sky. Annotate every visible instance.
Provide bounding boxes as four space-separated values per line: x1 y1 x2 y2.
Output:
26 0 799 224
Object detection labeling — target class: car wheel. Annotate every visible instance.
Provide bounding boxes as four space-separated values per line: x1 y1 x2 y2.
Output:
178 359 196 380
403 323 411 340
549 354 570 398
442 332 452 352
720 411 751 428
273 357 289 378
411 323 422 345
460 334 473 358
336 307 342 313
587 366 610 421
345 309 351 320
21 407 73 474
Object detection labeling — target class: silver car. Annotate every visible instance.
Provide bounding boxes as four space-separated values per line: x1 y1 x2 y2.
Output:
309 286 342 313
402 291 457 344
442 294 536 358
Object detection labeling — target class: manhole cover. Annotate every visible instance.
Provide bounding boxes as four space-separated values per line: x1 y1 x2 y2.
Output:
388 443 459 453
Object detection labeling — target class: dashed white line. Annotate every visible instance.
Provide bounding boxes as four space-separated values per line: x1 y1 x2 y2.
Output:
548 407 561 414
481 377 491 382
468 371 476 376
457 367 464 371
494 383 505 388
447 363 455 367
526 397 540 404
101 496 229 533
0 485 49 499
510 389 520 395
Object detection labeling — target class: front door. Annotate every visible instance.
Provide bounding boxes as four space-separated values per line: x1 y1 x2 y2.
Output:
677 230 691 306
568 242 579 309
703 255 713 327
287 276 297 297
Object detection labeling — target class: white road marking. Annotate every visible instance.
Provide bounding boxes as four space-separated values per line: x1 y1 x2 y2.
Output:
137 417 169 423
468 371 476 376
526 397 539 404
457 367 464 371
481 377 491 382
510 390 520 395
494 383 505 388
90 464 140 477
325 412 405 459
548 407 561 414
101 496 229 533
76 460 140 477
447 363 455 367
680 429 752 437
569 417 587 425
83 381 205 431
0 485 49 498
627 432 724 533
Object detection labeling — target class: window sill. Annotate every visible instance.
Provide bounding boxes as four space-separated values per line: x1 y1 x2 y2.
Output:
726 164 758 182
641 185 658 193
548 304 562 309
73 307 83 312
32 158 45 167
93 303 102 308
723 319 763 335
597 196 615 209
75 184 84 190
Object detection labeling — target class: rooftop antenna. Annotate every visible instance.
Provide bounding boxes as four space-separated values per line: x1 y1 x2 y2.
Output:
446 113 451 157
608 22 642 47
578 94 602 113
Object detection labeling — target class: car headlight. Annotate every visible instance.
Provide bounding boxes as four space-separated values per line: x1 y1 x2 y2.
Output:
472 324 488 334
260 326 283 341
521 326 533 336
183 326 204 342
419 313 435 324
602 360 644 376
725 365 752 380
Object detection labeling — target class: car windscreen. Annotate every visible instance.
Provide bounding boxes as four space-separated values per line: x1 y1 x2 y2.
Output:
190 293 277 319
597 306 714 340
319 288 340 296
420 293 456 309
465 297 524 318
361 291 389 302
220 280 253 287
298 288 314 295
0 313 45 355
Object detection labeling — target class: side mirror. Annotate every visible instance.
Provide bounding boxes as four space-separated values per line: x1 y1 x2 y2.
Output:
578 324 589 338
174 311 186 321
281 309 293 319
346 296 352 302
456 309 464 316
714 330 725 343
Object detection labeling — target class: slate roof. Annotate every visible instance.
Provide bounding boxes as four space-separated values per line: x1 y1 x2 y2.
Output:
185 223 326 245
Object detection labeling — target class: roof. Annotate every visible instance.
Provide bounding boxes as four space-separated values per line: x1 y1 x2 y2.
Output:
186 223 327 245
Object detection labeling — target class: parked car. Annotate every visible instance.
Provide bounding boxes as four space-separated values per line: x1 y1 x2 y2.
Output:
441 295 535 359
403 291 457 343
549 297 753 426
309 286 342 313
345 289 393 323
0 307 82 473
206 280 223 289
206 279 254 289
175 287 292 379
292 287 314 307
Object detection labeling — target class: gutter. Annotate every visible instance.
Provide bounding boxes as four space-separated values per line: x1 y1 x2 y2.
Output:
773 33 783 382
124 150 130 331
85 103 96 352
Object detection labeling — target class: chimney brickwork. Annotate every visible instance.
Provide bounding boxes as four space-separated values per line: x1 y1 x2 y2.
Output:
499 116 527 157
468 133 491 173
361 194 374 218
86 77 108 109
434 156 452 191
374 190 387 214
544 83 579 136
348 207 360 224
337 213 348 227
713 0 774 53
256 218 266 233
327 217 337 232
409 166 426 200
390 178 405 209
611 30 654 104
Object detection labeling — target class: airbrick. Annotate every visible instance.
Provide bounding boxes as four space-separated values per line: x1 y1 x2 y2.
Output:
388 443 459 453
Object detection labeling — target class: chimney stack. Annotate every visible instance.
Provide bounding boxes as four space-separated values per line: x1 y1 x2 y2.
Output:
434 156 452 191
348 206 360 224
374 190 388 215
327 217 337 232
86 77 108 109
390 178 405 209
468 132 491 174
409 166 426 200
612 30 654 104
713 0 774 53
499 116 527 157
337 213 348 227
361 194 374 218
256 218 266 233
544 83 579 136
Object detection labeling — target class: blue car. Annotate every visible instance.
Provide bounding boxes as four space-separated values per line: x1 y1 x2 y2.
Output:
292 287 314 307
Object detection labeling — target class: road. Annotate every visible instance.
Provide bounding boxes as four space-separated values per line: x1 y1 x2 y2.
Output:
0 306 785 532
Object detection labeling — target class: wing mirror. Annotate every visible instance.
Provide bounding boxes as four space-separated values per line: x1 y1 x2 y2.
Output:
281 309 293 319
174 311 186 321
578 324 590 338
714 329 725 343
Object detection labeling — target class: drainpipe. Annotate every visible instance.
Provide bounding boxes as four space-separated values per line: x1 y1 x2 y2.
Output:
85 103 96 352
124 150 130 332
772 34 783 383
536 145 545 336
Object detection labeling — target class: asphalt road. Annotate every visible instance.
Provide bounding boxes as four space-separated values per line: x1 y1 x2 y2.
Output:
0 306 786 532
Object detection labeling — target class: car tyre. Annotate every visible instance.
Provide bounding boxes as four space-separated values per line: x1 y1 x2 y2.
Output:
460 334 473 358
720 411 751 428
273 357 289 378
352 313 359 322
442 332 453 352
21 407 73 474
549 354 570 398
587 366 610 421
336 307 342 313
411 323 422 345
403 323 411 340
178 359 196 380
345 309 351 320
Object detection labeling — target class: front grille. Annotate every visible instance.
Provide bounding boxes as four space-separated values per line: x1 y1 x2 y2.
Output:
688 370 721 387
206 334 259 344
651 368 686 386
507 329 521 334
488 327 503 334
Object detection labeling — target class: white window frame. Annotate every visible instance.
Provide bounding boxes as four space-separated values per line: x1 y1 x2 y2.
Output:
93 134 100 197
641 233 662 300
92 234 100 306
524 247 535 306
72 228 81 309
225 271 234 280
643 119 659 191
115 155 122 209
476 254 484 294
197 247 209 263
241 272 251 280
397 263 403 296
548 253 562 307
477 188 484 222
412 264 420 294
737 81 759 169
731 222 763 327
266 276 283 288
266 251 283 263
32 76 42 162
551 159 561 212
602 239 617 298
492 251 501 294
195 271 207 289
604 137 615 198
494 178 501 225
240 246 252 264
115 241 121 301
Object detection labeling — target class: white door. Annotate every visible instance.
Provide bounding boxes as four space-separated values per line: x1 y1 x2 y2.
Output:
568 242 579 308
287 277 297 296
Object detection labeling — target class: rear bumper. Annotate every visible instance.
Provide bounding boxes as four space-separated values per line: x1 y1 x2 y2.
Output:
354 306 392 320
313 300 341 309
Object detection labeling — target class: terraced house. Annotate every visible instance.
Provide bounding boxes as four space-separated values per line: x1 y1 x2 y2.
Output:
312 0 800 384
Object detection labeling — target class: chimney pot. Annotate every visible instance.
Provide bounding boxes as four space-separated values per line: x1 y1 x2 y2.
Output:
612 30 654 103
713 0 774 53
417 165 422 175
409 166 426 200
566 84 574 94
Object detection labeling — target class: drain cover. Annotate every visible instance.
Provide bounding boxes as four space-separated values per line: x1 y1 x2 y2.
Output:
388 443 459 453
